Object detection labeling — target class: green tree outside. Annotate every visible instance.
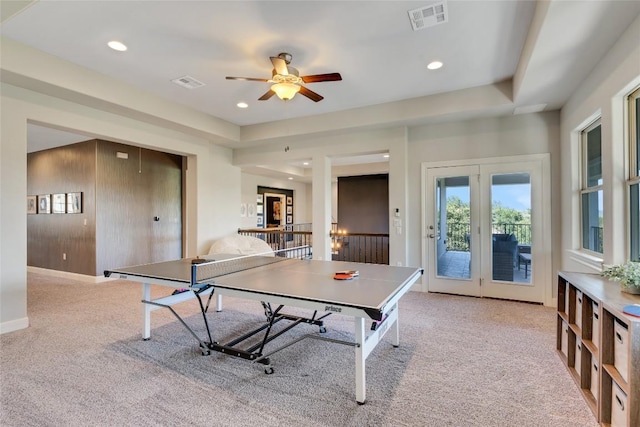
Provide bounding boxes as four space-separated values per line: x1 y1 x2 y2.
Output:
445 198 532 249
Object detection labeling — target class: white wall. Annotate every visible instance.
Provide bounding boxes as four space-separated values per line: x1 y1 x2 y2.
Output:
560 14 640 273
0 84 240 333
1 94 29 333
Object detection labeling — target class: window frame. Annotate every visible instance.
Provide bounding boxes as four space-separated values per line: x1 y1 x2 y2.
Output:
580 118 604 255
627 87 640 261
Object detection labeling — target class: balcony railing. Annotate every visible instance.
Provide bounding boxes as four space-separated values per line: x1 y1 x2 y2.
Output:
238 226 389 265
446 222 532 251
238 228 312 254
447 222 471 251
331 231 389 265
587 225 603 254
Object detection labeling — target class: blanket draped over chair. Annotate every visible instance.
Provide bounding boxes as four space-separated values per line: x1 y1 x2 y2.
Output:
208 235 274 257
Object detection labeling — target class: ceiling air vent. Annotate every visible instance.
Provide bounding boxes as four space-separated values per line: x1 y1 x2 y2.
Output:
171 75 206 89
408 1 448 31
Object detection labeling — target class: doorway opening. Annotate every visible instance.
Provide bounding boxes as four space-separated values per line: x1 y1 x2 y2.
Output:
265 193 285 228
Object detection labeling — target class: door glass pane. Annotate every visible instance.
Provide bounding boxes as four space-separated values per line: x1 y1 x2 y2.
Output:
436 176 470 279
581 190 603 253
491 173 531 283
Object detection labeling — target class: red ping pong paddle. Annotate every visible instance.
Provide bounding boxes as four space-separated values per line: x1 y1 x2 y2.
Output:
334 270 359 280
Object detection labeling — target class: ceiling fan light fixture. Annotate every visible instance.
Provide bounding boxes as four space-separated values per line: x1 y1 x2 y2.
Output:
271 82 300 101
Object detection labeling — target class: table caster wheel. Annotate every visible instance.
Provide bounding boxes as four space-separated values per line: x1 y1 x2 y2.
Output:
264 367 274 375
319 326 327 333
201 350 211 356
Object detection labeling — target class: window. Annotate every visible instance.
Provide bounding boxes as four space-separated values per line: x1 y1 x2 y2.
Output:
581 119 603 254
629 87 640 261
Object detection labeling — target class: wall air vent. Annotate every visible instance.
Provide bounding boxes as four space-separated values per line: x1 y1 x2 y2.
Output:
408 1 448 31
171 75 206 89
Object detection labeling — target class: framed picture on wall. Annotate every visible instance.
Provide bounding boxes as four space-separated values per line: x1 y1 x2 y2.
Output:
52 193 66 213
257 194 263 204
67 192 82 214
286 205 292 214
257 215 263 225
38 195 51 214
287 215 292 224
248 203 255 217
286 196 292 205
27 196 37 214
256 205 263 214
240 203 247 217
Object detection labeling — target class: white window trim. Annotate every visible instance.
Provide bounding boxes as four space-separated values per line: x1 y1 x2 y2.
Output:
626 86 640 261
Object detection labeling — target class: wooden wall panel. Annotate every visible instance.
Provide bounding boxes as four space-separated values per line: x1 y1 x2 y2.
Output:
337 174 389 234
96 141 182 274
141 147 182 263
27 140 97 275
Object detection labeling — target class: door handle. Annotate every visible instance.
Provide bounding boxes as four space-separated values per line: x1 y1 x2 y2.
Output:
428 234 435 238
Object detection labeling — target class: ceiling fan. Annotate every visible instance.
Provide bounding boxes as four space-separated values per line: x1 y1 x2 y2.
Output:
226 52 342 102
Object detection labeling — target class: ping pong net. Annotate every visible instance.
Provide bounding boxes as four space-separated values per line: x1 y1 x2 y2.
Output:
190 245 310 285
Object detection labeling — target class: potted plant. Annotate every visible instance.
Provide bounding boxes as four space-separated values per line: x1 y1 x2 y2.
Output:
601 261 640 294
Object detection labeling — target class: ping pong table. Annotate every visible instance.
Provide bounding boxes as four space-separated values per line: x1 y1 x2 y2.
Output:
105 251 422 404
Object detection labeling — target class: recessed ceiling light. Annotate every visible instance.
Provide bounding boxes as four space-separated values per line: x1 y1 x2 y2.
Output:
383 154 390 158
427 61 443 70
237 102 248 109
107 40 127 52
288 177 293 180
303 162 309 166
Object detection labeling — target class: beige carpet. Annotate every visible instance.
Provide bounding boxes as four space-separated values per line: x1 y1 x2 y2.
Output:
0 273 598 426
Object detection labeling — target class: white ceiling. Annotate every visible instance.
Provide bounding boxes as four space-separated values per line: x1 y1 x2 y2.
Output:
2 0 639 176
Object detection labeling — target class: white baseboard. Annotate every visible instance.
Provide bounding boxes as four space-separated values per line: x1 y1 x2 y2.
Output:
27 266 112 284
0 317 29 334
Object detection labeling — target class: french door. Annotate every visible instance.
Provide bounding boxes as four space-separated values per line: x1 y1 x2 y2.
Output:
423 157 549 304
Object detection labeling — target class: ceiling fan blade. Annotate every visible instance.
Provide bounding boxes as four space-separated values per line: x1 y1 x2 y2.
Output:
270 56 289 75
226 76 270 82
301 73 342 83
258 89 276 101
298 85 323 102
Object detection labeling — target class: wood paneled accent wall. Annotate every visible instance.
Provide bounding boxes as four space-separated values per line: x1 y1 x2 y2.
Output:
96 141 182 274
27 140 183 276
337 174 389 234
28 141 97 275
